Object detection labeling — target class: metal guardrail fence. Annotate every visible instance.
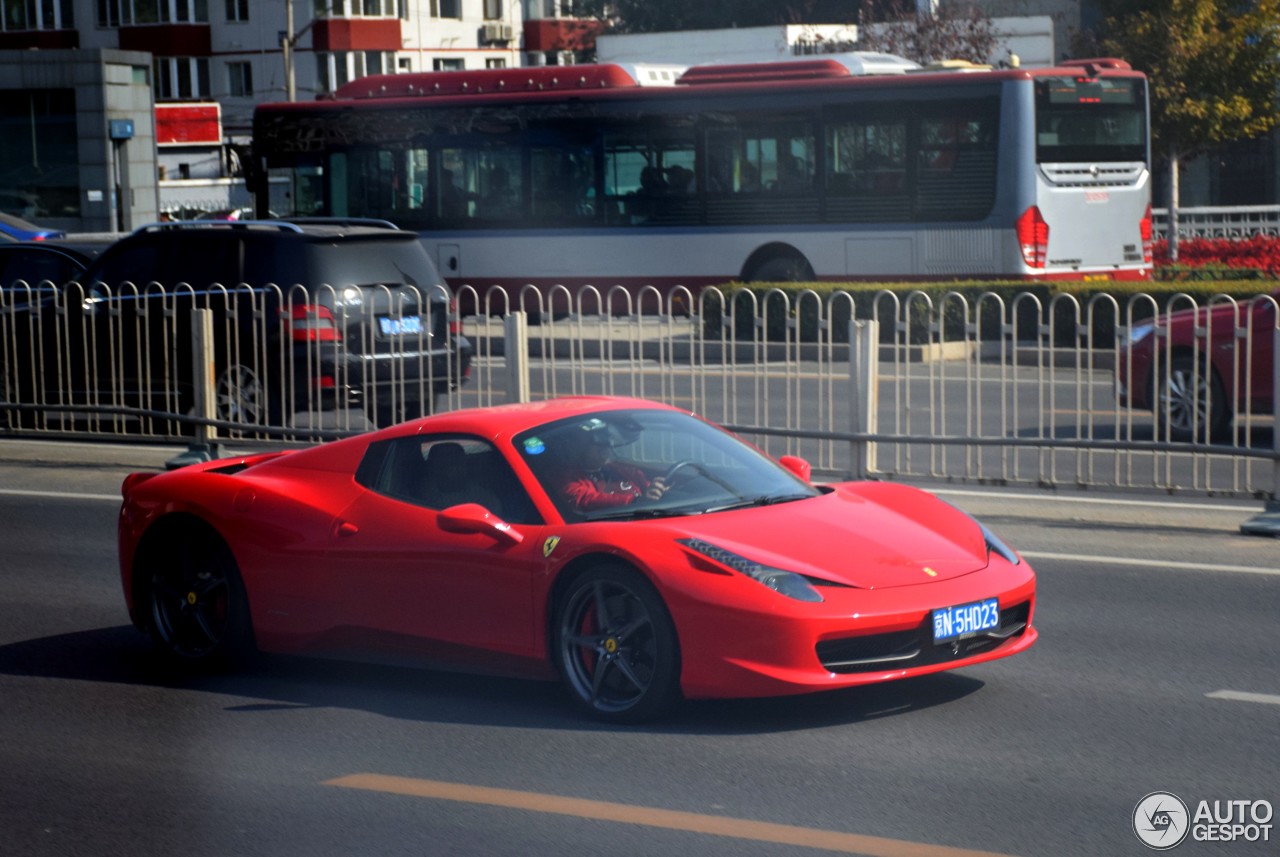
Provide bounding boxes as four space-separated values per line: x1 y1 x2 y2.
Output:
1153 206 1280 240
2 280 1278 502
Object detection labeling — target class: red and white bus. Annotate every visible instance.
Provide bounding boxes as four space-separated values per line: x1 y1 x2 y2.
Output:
249 54 1152 294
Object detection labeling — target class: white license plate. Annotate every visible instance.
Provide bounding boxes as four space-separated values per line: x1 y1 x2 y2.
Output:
932 598 1000 643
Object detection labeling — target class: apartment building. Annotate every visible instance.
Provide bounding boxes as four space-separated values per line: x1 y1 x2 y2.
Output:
0 1 602 224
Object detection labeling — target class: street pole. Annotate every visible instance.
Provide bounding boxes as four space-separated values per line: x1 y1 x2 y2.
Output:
284 0 296 102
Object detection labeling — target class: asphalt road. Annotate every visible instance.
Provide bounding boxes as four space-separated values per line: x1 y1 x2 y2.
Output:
1 439 1276 857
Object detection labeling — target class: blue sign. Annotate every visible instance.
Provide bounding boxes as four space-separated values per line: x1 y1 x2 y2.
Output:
109 119 135 141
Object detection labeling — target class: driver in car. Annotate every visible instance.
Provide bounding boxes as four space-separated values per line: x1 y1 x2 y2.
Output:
560 433 670 512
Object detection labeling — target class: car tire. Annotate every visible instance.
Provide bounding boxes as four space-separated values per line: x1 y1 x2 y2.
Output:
552 564 681 723
138 521 255 669
1156 353 1230 442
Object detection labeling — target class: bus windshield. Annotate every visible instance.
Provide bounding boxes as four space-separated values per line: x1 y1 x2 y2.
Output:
1034 76 1146 164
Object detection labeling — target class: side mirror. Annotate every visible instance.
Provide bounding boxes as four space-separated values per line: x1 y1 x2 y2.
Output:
438 502 523 545
778 454 812 483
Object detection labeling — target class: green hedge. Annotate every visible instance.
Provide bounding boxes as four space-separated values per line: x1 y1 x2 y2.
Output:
699 279 1279 347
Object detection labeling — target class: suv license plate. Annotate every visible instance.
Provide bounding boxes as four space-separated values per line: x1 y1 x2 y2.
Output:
378 315 422 336
932 598 1000 643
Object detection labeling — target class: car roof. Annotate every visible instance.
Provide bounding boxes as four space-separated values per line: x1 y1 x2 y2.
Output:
260 397 678 473
126 219 413 242
405 396 676 439
0 211 63 237
0 238 112 261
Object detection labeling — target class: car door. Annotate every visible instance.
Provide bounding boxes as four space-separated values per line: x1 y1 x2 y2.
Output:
1247 296 1277 411
320 434 550 662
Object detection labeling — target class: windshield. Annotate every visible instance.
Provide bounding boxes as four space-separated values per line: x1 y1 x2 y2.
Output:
514 408 819 522
1035 76 1147 164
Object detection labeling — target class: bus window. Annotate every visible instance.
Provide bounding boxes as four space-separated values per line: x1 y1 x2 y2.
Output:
825 116 909 222
287 155 325 216
737 129 814 193
604 136 696 225
478 150 522 221
531 146 597 222
914 102 998 222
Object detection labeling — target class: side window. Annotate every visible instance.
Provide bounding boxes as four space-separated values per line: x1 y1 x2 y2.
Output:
825 113 909 222
914 100 998 222
603 134 697 225
86 242 166 292
0 250 82 288
359 434 542 525
531 145 596 223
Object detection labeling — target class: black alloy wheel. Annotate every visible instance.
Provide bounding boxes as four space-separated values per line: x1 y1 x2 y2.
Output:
143 527 254 667
554 565 680 723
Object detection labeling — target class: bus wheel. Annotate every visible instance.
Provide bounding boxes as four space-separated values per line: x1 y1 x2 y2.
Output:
745 253 814 283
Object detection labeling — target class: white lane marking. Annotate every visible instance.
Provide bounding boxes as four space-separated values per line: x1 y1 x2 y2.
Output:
933 488 1252 514
0 488 119 503
1205 690 1280 706
1021 551 1280 577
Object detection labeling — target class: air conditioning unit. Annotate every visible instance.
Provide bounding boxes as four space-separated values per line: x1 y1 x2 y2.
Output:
481 23 514 44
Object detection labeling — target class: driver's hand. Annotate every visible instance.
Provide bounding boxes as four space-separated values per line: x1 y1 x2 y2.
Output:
645 477 669 500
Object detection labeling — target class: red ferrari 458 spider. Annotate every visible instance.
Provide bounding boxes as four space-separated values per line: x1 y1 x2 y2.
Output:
118 396 1037 721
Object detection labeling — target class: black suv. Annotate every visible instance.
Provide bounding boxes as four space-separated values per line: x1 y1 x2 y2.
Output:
3 219 471 433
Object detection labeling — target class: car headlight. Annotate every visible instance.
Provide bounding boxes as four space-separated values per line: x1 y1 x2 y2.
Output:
1126 322 1154 344
979 522 1020 566
678 538 824 602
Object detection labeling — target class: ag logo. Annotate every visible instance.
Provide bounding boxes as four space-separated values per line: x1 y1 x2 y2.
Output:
1134 792 1190 850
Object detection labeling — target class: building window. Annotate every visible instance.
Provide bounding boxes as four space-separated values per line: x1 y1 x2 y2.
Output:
529 0 580 17
97 0 210 26
225 0 247 21
315 0 396 15
3 0 74 30
483 0 502 19
429 0 460 19
433 58 464 71
316 51 394 93
397 56 412 72
485 58 506 69
228 61 252 96
154 57 210 100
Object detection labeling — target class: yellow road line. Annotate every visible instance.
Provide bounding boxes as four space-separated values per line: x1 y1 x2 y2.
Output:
324 773 1019 857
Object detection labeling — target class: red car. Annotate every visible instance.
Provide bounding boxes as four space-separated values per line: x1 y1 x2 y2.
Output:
118 397 1037 722
1117 292 1277 441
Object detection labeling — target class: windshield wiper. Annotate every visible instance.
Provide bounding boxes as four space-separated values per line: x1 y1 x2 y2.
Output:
703 493 815 513
583 506 694 522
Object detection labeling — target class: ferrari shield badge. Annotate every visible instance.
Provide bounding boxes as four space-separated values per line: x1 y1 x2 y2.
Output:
542 536 561 558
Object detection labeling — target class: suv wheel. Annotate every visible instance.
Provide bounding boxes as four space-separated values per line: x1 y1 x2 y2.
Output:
216 362 279 427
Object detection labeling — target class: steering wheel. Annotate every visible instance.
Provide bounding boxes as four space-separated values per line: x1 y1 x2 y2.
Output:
662 459 703 486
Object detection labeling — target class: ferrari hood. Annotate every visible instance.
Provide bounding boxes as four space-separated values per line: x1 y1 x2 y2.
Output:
669 483 991 589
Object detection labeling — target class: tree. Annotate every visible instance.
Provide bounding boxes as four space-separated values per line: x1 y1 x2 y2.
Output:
1083 0 1280 259
854 1 1003 66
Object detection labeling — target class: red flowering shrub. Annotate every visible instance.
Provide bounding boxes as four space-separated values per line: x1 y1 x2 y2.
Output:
1153 235 1280 274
